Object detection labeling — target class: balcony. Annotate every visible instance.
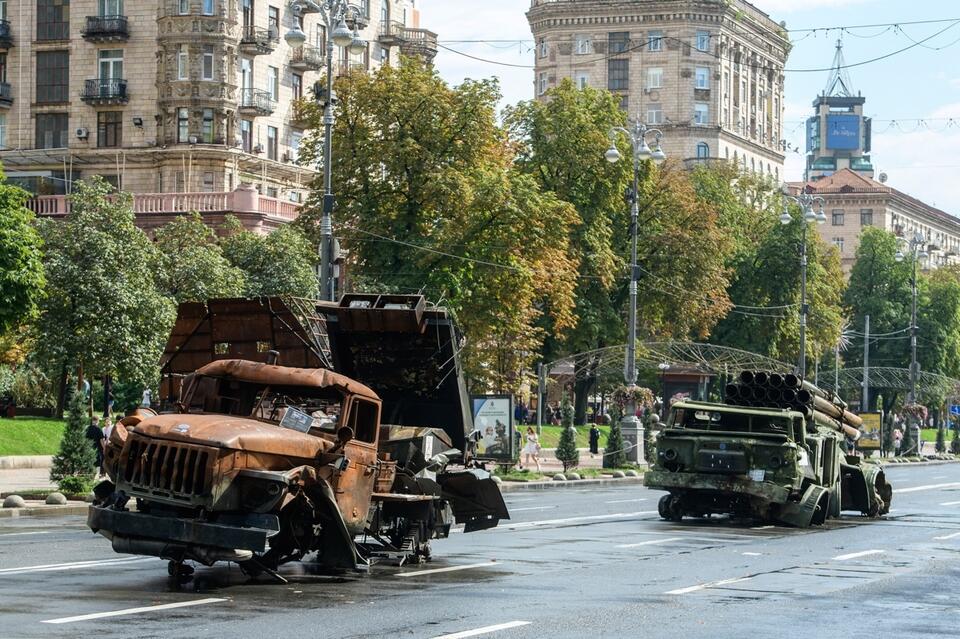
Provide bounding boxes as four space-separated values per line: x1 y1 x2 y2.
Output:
290 45 325 71
81 78 129 105
239 25 278 55
238 88 276 116
378 22 438 63
82 15 130 42
0 82 12 108
0 19 11 49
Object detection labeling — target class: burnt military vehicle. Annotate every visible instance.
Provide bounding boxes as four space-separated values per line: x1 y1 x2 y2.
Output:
645 371 892 527
88 296 508 581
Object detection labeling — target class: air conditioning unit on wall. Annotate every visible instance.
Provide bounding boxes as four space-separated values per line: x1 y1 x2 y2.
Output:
76 127 89 139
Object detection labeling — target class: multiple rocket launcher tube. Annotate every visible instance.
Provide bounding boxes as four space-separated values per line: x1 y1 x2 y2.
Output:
725 371 863 441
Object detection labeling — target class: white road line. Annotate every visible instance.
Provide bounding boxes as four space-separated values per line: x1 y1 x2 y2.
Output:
0 557 151 576
751 525 775 530
508 506 557 512
665 577 752 595
934 531 960 540
0 531 51 537
501 510 658 530
617 537 683 549
605 498 648 504
940 501 960 506
894 482 960 494
431 621 531 639
395 562 500 578
42 598 229 624
742 552 762 557
833 549 886 561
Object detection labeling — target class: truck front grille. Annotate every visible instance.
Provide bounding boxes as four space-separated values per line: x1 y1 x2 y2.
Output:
122 435 216 501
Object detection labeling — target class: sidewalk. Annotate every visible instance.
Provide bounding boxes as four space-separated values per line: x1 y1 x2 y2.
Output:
0 468 56 494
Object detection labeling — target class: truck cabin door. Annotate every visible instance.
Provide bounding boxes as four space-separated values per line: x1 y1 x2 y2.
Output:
335 396 380 531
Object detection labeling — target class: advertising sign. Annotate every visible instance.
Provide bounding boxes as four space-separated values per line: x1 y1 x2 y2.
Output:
826 114 860 150
470 395 513 461
858 412 882 451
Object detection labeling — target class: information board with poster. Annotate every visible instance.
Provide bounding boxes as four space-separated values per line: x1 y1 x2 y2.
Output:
858 412 883 452
470 395 513 461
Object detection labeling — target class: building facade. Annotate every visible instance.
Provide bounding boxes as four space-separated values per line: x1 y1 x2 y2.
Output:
795 169 960 274
0 0 434 231
526 0 789 178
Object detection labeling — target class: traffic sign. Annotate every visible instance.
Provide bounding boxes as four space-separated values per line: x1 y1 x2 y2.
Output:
950 405 960 417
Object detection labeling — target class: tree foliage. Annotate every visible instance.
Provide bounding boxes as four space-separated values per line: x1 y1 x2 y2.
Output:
33 178 175 387
222 217 318 298
50 390 97 484
555 393 579 470
0 175 45 336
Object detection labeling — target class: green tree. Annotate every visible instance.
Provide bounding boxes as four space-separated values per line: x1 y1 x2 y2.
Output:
222 217 318 298
604 421 627 469
901 419 914 456
50 390 97 488
936 422 947 454
0 175 45 336
555 393 579 471
34 178 176 409
295 60 579 391
917 266 960 381
153 212 246 303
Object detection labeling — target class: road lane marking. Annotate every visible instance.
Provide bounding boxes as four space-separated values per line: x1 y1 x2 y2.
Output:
501 510 658 530
751 525 775 530
605 498 648 504
940 501 960 506
894 482 960 494
0 531 51 537
833 550 886 561
42 598 229 624
742 552 762 556
665 577 752 595
508 506 557 512
395 562 499 578
617 537 683 548
934 531 960 540
0 557 151 576
431 621 531 639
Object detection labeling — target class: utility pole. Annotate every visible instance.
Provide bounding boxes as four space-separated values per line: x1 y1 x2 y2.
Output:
862 314 870 412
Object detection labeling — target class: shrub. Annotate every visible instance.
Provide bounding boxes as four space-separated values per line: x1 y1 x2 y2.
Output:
555 395 579 471
50 390 97 483
936 424 947 454
58 475 91 495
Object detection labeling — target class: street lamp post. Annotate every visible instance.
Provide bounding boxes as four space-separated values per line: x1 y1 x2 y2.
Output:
605 118 666 463
285 0 367 301
895 231 929 405
780 189 826 379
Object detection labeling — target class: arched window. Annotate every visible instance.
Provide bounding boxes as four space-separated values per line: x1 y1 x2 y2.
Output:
381 0 389 24
696 142 709 159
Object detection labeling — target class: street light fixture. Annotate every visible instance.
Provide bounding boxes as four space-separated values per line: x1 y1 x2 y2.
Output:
285 0 367 301
781 188 825 379
605 117 667 462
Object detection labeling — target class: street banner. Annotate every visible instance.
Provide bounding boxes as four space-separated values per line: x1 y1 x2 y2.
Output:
858 412 882 450
471 395 514 461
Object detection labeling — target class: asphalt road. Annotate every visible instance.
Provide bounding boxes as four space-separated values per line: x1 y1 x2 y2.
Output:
2 463 960 639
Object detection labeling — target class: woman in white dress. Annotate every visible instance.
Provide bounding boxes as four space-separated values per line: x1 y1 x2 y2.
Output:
520 426 541 472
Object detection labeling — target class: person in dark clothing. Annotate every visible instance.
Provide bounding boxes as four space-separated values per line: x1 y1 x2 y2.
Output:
85 415 105 474
589 424 601 456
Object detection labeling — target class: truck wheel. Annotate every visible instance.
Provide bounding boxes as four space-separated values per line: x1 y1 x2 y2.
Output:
827 480 842 519
658 494 684 522
658 495 672 519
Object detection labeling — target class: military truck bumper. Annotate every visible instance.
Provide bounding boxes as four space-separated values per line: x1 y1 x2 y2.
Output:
644 470 791 504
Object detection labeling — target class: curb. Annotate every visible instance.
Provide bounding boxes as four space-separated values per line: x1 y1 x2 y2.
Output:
0 504 89 518
499 476 646 492
0 456 53 470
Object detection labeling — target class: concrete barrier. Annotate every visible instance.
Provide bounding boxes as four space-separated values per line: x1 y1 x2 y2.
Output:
0 456 54 470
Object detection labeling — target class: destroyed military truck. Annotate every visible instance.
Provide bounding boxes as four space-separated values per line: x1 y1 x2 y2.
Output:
88 295 508 581
645 371 893 527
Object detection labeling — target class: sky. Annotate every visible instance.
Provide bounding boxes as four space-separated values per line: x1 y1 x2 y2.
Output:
418 0 960 214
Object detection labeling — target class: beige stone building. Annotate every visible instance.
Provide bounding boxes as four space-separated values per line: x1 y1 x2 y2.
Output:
792 169 960 275
526 0 789 179
0 0 435 231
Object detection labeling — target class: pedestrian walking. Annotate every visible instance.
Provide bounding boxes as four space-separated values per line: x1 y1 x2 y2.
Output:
85 415 105 475
141 387 152 409
103 389 115 420
589 424 601 456
520 427 541 472
894 427 903 456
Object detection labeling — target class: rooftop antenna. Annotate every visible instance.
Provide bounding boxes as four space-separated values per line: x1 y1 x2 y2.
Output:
824 39 856 98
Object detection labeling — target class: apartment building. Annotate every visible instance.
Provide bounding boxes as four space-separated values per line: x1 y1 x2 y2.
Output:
0 0 435 231
527 0 789 179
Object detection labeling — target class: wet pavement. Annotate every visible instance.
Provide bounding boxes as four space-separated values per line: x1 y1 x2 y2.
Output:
1 464 960 638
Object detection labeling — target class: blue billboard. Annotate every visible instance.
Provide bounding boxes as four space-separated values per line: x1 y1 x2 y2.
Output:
826 114 861 150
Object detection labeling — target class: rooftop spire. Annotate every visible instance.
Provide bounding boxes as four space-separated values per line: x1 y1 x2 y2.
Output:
824 39 855 97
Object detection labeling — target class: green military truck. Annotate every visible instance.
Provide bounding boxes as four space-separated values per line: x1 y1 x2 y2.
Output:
645 371 892 527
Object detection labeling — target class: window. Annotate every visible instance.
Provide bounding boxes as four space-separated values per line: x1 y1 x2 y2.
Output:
696 142 709 159
647 104 663 125
35 113 68 149
348 399 379 443
178 45 189 80
175 171 185 192
202 45 214 80
97 111 121 148
538 37 547 58
574 72 588 90
36 51 69 104
608 32 629 54
241 0 252 27
538 72 547 96
240 119 252 152
607 58 628 91
268 6 279 38
316 24 326 50
831 209 845 226
292 73 303 100
832 237 845 252
696 31 710 52
201 172 215 192
575 34 591 55
177 107 189 143
618 94 628 111
0 114 5 149
99 0 122 16
695 67 710 90
380 0 388 23
358 0 368 18
37 0 70 40
648 30 663 52
860 209 874 226
202 0 214 15
267 65 279 101
98 49 123 83
694 103 708 125
178 0 189 15
267 125 277 160
201 108 214 143
647 67 663 89
290 131 302 161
